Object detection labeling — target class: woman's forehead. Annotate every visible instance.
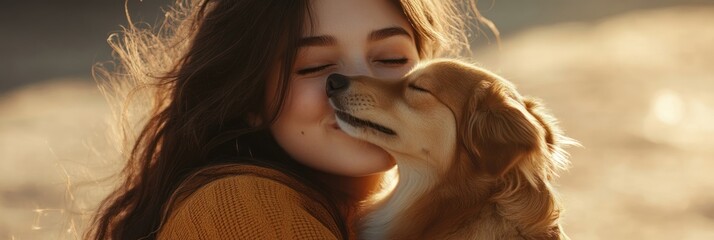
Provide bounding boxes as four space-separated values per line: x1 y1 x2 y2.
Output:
303 0 412 38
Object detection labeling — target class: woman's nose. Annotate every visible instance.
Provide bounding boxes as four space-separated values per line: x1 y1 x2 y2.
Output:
341 56 374 77
326 73 350 97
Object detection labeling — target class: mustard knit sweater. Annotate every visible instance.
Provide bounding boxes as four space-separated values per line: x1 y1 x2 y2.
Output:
158 165 344 240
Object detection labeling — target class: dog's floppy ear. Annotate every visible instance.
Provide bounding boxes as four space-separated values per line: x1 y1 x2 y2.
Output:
463 80 543 177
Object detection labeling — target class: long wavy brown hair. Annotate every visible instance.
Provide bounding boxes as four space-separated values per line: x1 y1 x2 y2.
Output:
87 0 495 239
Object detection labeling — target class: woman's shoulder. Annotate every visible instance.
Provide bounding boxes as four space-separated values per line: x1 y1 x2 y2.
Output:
182 165 322 210
158 164 342 239
191 164 311 198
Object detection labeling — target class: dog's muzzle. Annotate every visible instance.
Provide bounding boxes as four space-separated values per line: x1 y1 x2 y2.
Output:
326 74 397 136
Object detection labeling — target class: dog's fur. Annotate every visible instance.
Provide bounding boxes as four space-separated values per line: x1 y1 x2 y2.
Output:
328 59 576 240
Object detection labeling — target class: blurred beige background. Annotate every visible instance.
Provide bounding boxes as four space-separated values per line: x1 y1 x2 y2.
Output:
2 1 714 239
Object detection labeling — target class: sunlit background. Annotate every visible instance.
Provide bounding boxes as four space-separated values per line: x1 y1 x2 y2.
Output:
2 0 713 239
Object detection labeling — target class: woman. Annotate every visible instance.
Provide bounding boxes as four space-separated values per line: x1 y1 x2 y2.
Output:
87 0 493 239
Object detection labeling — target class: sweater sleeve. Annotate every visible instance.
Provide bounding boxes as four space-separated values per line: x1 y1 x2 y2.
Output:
157 175 340 240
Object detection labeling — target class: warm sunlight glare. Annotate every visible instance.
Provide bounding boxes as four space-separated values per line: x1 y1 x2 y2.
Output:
651 89 685 125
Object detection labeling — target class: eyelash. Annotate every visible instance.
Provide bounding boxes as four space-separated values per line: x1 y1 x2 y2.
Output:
295 58 409 75
376 58 408 65
296 64 335 75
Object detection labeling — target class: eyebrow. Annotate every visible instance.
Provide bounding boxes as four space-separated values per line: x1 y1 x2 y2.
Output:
368 27 412 42
298 35 337 47
298 27 412 48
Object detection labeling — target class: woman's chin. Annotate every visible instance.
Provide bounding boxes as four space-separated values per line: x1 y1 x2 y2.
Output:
324 123 395 176
339 149 395 177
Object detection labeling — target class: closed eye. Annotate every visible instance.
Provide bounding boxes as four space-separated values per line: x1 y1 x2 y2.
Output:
408 83 429 92
376 58 408 65
297 64 335 75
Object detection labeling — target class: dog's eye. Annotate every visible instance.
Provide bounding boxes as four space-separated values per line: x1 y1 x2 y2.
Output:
408 83 429 93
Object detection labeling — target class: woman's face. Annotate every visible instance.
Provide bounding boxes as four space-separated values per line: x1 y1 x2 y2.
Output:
265 0 419 176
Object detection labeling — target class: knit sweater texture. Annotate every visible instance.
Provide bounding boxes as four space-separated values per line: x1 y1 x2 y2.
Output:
157 165 343 240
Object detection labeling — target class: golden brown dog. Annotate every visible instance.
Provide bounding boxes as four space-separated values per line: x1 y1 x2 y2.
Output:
326 59 576 240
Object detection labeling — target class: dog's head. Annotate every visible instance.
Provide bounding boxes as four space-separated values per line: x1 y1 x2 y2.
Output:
328 59 569 179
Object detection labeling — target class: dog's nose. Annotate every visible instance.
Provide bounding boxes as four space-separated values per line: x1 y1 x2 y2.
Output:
326 73 350 97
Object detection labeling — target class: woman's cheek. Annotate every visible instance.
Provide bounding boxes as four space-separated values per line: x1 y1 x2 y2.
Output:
290 78 329 122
